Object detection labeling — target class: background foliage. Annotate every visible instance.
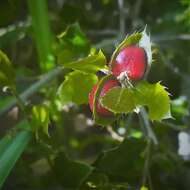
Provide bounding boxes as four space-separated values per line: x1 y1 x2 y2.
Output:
0 0 190 190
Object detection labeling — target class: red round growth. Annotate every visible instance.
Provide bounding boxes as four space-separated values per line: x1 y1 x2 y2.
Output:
111 46 147 80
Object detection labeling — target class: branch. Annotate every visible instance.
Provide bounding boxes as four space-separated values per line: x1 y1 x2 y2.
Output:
0 67 63 116
118 0 126 39
142 139 152 188
107 126 124 142
139 108 158 145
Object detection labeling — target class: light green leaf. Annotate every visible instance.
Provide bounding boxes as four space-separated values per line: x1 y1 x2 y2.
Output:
100 80 171 121
58 71 98 105
31 105 50 137
135 81 171 121
140 186 149 190
0 121 32 189
63 50 108 73
0 50 15 89
101 87 136 114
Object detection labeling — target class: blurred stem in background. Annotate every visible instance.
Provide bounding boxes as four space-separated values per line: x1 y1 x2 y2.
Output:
27 0 55 72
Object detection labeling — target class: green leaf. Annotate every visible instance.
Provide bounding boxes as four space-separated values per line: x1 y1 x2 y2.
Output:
93 75 119 126
101 87 136 114
27 0 55 71
63 50 108 73
141 186 149 190
139 27 152 66
0 121 32 189
0 21 30 49
57 23 90 64
109 32 142 66
94 138 145 182
0 136 12 157
135 81 171 121
58 71 98 105
31 105 50 138
0 50 15 89
53 152 93 189
100 80 171 121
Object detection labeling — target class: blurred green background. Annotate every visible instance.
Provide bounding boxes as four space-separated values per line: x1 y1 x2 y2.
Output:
0 0 190 189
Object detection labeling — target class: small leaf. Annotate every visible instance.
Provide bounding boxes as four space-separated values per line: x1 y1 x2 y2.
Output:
0 50 15 89
140 186 149 190
101 87 136 114
109 32 142 66
135 81 171 121
63 50 108 73
57 23 90 64
58 71 98 105
139 27 152 66
31 105 50 137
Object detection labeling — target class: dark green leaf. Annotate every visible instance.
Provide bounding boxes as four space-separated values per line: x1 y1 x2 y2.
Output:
0 135 12 157
0 121 32 189
94 138 145 182
53 152 93 189
57 23 90 64
0 21 30 49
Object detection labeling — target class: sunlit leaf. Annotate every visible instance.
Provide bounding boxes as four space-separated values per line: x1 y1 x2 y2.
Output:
57 23 90 64
0 50 15 89
63 50 108 73
58 71 98 105
31 105 50 137
101 80 171 121
140 186 149 190
101 87 136 113
135 81 171 121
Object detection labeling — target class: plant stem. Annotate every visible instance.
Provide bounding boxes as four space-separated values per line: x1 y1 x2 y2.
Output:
142 139 151 187
118 0 126 39
11 88 32 129
107 126 124 142
139 108 158 145
0 66 63 116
